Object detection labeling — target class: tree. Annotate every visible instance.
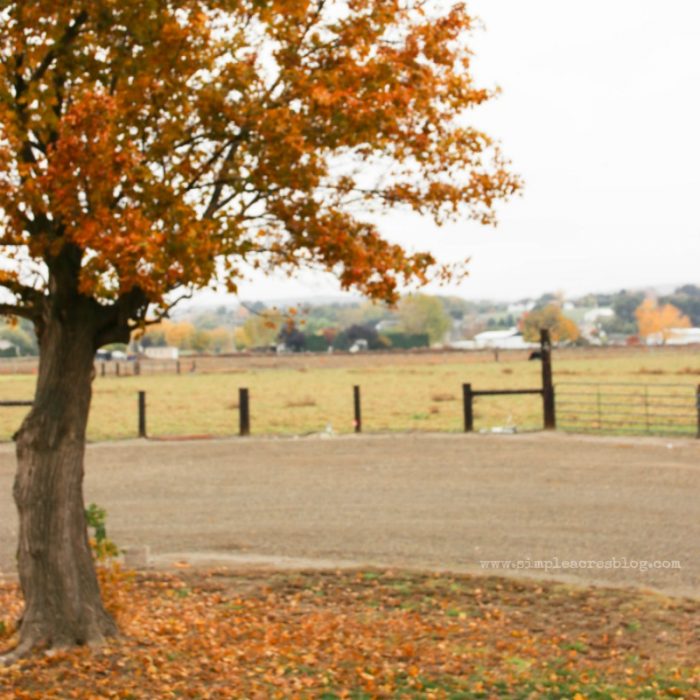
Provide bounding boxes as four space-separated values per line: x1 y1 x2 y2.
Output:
237 310 284 349
438 295 477 320
162 321 196 349
333 323 385 351
208 327 235 354
520 305 580 343
398 294 452 345
0 1 518 657
635 299 691 342
659 285 700 327
278 322 306 352
533 291 561 310
190 329 213 353
612 290 646 326
676 284 700 296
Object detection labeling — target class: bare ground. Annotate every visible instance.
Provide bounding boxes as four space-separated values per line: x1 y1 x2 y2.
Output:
0 432 698 597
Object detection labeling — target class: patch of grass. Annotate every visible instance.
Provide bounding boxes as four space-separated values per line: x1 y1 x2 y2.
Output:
284 397 317 408
431 392 456 402
361 571 381 581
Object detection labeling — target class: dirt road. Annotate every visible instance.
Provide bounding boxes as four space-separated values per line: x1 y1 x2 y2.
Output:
1 432 698 597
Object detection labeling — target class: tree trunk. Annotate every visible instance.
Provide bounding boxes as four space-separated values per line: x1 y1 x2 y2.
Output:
10 307 118 656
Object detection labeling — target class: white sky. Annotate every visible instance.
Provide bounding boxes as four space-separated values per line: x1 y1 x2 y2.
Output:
207 0 700 305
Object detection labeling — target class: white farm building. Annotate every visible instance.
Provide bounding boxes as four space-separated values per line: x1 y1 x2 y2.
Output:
472 328 537 350
646 328 700 346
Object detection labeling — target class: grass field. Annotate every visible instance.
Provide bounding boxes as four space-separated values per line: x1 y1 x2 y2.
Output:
0 347 698 441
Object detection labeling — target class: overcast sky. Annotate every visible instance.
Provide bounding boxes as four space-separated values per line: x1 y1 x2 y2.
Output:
207 0 700 305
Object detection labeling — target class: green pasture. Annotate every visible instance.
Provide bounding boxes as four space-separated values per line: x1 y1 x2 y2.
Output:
0 349 698 441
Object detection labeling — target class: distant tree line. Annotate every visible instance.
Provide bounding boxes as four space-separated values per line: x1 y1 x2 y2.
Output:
62 283 700 356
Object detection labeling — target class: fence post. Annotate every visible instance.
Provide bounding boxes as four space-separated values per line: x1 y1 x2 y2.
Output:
239 387 250 436
176 360 181 375
696 385 700 439
644 386 650 434
540 329 556 429
115 362 120 377
462 383 474 433
100 362 106 378
353 385 362 433
134 360 141 376
138 391 147 438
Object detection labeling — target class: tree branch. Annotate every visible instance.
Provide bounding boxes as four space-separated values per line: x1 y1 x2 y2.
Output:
0 278 44 305
184 141 234 193
28 11 89 85
0 303 37 321
94 286 149 347
129 290 194 331
202 139 243 219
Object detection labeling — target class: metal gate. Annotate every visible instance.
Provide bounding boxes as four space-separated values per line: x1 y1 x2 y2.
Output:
556 382 699 437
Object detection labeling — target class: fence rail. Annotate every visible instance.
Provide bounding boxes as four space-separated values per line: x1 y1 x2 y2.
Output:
556 382 700 437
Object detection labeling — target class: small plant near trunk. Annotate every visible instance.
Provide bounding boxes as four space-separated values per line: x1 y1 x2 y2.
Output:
85 503 119 561
84 503 132 621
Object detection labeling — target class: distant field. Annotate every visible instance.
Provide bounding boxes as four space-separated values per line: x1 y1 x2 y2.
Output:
0 347 698 441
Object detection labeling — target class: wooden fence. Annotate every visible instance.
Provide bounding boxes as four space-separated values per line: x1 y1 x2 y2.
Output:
2 331 699 440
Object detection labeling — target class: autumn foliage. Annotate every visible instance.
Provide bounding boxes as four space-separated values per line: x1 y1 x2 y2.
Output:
0 0 525 657
635 299 691 342
0 0 520 319
1 570 698 698
520 304 580 344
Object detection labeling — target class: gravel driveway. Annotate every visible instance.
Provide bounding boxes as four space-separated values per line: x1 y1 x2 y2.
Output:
1 432 698 597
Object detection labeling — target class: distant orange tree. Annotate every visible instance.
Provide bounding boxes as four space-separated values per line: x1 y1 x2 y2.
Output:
635 299 691 342
0 0 519 657
520 305 580 343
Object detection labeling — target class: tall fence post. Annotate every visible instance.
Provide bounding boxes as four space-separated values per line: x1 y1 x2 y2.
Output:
353 385 362 433
115 362 120 377
696 384 700 439
540 329 556 429
138 390 147 438
176 360 181 375
239 387 250 436
463 383 474 433
134 359 141 376
100 362 106 378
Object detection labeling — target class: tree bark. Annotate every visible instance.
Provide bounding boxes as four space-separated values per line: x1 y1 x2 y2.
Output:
9 304 118 657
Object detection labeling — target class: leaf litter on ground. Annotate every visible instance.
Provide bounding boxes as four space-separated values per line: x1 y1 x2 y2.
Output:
1 568 698 699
